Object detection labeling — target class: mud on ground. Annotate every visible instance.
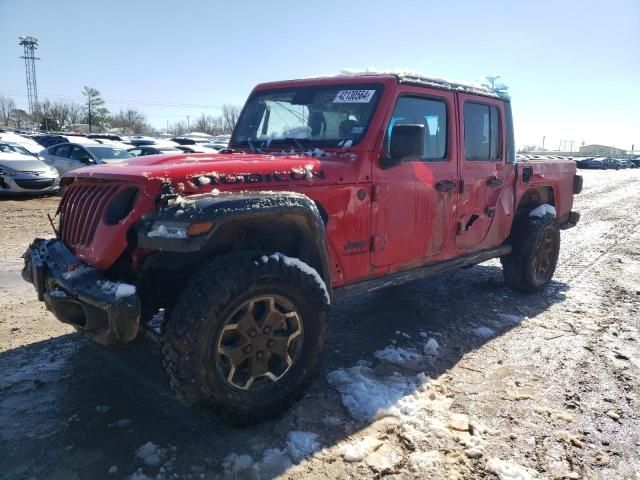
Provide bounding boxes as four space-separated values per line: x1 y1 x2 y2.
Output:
0 169 638 480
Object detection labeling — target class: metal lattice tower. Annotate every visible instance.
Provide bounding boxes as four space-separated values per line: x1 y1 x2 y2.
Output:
18 36 40 116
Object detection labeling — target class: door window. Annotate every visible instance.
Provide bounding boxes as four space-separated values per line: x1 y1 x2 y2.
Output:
464 102 501 160
70 145 88 161
385 96 447 161
52 144 71 158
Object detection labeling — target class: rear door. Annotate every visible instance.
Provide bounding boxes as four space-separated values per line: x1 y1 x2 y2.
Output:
48 144 74 174
370 86 459 267
455 95 514 251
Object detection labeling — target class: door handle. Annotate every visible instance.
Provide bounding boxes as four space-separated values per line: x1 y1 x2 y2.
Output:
435 180 457 192
486 177 503 187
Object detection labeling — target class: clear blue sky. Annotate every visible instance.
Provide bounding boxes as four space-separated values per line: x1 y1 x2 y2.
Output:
1 0 639 150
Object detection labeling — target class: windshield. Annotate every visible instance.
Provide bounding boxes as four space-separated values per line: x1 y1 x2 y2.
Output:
230 84 383 149
0 143 31 156
87 147 131 160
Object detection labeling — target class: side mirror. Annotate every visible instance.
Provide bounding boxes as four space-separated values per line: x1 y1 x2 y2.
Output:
381 124 425 168
81 155 94 164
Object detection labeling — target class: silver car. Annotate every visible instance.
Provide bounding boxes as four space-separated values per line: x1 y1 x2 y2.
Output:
39 142 132 175
0 145 60 195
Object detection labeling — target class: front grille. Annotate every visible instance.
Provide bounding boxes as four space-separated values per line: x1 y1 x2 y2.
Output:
15 178 55 190
57 182 122 249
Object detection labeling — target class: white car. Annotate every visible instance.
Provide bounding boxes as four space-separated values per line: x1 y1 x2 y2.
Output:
0 132 44 155
0 146 59 195
39 142 132 175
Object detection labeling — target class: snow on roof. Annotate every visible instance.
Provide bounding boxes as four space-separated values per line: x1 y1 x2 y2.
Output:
337 68 510 100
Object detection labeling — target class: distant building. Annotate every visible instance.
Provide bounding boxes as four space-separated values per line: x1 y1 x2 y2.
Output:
579 144 625 156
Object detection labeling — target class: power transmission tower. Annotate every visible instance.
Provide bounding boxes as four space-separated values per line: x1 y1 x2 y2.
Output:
18 36 40 117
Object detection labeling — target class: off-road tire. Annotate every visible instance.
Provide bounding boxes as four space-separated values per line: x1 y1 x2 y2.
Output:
501 212 560 293
161 252 329 424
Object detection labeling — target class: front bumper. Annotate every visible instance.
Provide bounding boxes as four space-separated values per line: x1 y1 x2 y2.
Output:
22 238 140 345
0 174 59 195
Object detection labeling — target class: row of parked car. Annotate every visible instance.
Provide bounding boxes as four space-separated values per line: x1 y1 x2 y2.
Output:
575 157 639 169
0 130 230 196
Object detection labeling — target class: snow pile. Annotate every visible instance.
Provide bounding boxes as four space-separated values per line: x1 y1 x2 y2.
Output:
263 253 330 304
221 430 320 478
374 345 422 367
473 326 496 338
486 457 537 480
62 265 92 280
135 442 165 467
252 448 293 478
326 365 423 421
529 204 556 218
147 224 187 239
285 431 320 461
497 313 523 324
408 450 443 473
221 452 254 475
341 436 382 462
423 338 439 356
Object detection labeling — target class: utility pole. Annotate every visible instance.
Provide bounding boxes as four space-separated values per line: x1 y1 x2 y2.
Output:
18 36 40 121
542 136 546 151
186 115 190 133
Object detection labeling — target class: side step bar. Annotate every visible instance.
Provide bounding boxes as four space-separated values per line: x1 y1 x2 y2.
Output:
333 245 512 301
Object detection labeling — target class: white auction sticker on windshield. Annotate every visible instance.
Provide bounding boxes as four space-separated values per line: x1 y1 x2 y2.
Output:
333 90 376 103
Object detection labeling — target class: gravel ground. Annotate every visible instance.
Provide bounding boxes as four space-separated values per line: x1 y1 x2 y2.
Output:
0 169 638 480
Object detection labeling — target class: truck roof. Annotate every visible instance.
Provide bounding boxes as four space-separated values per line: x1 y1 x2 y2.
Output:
255 70 510 101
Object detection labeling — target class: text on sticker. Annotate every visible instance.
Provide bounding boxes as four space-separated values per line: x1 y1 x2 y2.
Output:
333 90 376 103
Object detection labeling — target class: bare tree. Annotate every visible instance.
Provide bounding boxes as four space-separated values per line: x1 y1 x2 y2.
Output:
67 102 83 127
111 108 147 134
9 109 30 129
0 95 16 127
194 113 213 134
170 120 187 135
221 104 241 133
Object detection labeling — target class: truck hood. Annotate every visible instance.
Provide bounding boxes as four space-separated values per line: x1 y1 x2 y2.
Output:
65 151 358 194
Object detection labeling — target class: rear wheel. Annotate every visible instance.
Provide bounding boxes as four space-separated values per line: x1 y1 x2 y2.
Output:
161 252 329 423
501 212 560 293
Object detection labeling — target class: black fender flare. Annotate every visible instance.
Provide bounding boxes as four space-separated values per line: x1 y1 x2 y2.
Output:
136 190 332 294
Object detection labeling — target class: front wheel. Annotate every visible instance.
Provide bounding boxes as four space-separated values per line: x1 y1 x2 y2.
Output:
501 212 560 293
161 252 329 423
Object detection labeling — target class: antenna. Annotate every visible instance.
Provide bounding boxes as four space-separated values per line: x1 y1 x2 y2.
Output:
18 36 41 118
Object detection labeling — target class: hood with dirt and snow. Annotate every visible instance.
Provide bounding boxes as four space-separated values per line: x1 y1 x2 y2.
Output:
65 151 361 194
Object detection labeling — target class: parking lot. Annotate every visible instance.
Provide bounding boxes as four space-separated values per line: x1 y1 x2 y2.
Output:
1 168 639 480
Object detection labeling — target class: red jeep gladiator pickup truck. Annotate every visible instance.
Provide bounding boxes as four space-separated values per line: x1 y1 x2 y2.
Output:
23 72 582 422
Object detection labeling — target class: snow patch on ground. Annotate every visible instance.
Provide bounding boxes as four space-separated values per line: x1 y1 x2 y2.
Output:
135 442 164 467
529 204 556 218
497 313 523 324
408 450 443 473
341 436 382 462
423 338 439 355
326 365 423 421
253 448 293 478
374 345 422 367
486 457 537 479
221 452 254 475
285 431 320 461
473 326 496 338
